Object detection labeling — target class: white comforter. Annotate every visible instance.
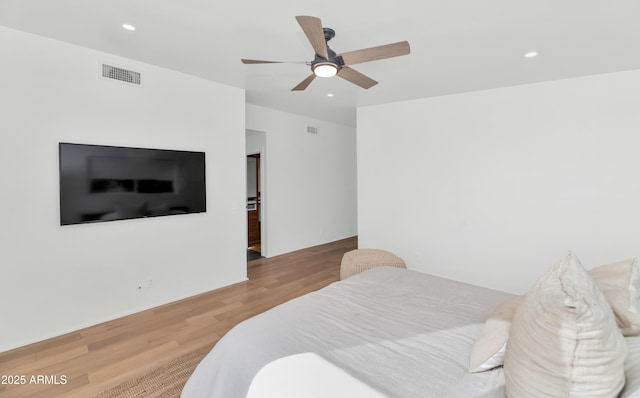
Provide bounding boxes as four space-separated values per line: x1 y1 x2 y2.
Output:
181 266 515 398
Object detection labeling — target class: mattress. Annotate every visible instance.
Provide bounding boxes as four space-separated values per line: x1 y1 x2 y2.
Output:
181 266 516 398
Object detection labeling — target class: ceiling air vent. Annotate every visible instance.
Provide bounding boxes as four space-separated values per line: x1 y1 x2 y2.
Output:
102 64 142 86
307 126 318 134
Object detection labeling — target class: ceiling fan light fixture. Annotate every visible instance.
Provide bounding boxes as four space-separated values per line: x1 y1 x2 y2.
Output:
312 62 338 77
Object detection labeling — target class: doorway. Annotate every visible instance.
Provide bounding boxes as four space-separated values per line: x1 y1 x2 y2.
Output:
247 153 262 261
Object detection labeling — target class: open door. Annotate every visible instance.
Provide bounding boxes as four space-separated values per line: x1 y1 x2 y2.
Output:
247 154 261 260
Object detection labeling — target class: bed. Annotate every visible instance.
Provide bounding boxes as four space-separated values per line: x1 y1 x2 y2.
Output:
181 262 640 398
182 266 514 397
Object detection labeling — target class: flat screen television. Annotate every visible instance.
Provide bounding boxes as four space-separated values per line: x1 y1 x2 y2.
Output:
59 143 206 225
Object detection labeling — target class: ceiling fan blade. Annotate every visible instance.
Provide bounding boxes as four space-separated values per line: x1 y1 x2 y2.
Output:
337 66 378 89
241 59 286 64
241 59 309 64
295 16 329 60
339 41 410 66
291 74 317 91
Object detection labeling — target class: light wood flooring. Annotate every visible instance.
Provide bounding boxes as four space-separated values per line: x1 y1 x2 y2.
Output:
0 236 357 398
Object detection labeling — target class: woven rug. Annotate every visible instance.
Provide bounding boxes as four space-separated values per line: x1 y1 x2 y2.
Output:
93 343 215 398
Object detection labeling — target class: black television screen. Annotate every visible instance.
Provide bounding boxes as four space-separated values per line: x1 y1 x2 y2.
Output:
59 143 206 225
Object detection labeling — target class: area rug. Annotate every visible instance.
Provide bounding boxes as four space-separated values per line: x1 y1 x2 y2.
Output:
93 343 215 398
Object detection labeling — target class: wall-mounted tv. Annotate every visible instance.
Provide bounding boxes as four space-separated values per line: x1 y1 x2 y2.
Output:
59 143 206 225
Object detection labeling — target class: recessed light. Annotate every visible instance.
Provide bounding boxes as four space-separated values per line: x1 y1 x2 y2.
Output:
524 51 538 58
122 24 136 31
327 93 334 97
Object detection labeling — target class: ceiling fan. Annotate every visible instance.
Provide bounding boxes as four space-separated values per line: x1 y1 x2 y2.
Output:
241 16 410 91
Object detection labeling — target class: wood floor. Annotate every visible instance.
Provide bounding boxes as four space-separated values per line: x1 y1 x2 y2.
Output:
0 236 357 398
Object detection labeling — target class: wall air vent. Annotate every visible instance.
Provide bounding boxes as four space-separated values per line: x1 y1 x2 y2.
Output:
102 64 142 86
307 126 318 134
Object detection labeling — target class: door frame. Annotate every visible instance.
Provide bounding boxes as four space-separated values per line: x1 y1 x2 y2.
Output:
247 153 261 249
246 128 267 257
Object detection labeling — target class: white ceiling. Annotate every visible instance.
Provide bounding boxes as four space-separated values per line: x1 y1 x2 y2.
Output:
1 0 640 127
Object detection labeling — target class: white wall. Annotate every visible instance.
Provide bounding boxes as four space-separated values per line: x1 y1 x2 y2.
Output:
358 70 640 294
246 130 265 200
247 157 258 197
246 129 266 155
0 27 247 351
246 105 357 257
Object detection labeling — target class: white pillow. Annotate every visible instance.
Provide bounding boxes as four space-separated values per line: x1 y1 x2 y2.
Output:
468 256 639 374
589 258 640 336
504 252 627 398
468 295 524 373
620 336 640 398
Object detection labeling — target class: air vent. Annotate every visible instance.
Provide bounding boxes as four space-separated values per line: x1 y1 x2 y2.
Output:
102 64 142 86
307 126 318 134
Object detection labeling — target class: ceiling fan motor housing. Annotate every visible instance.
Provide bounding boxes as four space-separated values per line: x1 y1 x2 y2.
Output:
312 49 342 65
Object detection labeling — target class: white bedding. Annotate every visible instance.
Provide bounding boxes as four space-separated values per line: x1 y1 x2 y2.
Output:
181 266 516 398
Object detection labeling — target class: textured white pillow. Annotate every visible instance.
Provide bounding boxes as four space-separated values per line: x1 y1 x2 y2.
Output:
469 257 639 374
468 295 524 373
504 253 627 398
589 258 640 336
620 336 640 398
